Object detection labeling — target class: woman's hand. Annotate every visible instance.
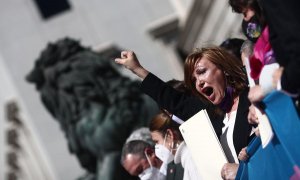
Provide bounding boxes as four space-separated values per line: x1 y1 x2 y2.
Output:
272 67 284 89
115 51 149 79
248 65 283 103
248 104 259 124
248 85 264 103
221 163 239 180
238 147 249 161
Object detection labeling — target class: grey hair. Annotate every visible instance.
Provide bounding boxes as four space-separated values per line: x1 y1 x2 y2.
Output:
240 40 254 58
120 140 154 164
125 127 154 146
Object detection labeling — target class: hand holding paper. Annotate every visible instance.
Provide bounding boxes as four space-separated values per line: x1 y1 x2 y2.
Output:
244 56 274 148
179 110 227 180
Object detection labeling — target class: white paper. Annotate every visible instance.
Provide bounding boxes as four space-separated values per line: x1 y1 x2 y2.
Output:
179 110 228 180
244 57 274 148
260 63 279 95
256 109 274 148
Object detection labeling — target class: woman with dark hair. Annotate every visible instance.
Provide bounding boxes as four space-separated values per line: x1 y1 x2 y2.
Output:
229 0 266 43
232 0 300 109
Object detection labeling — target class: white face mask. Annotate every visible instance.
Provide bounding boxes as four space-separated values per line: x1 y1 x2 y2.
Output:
138 166 165 180
138 151 166 180
155 133 174 164
155 144 174 164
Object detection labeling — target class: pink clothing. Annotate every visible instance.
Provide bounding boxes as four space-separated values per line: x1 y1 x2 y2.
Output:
250 26 276 80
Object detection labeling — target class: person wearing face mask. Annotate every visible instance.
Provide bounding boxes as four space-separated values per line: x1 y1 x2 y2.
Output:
115 47 254 179
150 110 201 180
228 0 279 115
228 0 266 43
121 140 165 180
240 0 300 112
228 0 299 118
228 0 277 81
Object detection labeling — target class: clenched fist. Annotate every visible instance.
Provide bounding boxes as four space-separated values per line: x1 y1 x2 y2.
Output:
115 51 149 79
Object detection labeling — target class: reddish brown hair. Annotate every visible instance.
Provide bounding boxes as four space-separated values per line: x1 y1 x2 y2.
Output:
149 111 183 141
184 46 247 99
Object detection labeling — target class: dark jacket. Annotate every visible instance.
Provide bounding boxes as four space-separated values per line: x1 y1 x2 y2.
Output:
262 0 300 95
141 73 252 156
166 161 184 180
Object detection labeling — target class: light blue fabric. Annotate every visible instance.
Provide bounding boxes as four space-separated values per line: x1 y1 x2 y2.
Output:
236 91 300 179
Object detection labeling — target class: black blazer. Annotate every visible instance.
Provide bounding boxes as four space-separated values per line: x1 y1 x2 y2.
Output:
233 87 253 156
141 73 252 156
166 161 184 180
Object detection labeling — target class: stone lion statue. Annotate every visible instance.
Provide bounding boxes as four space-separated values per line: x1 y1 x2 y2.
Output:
26 38 158 180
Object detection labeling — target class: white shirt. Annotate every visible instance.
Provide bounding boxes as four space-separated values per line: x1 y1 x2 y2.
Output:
174 142 202 180
222 110 239 163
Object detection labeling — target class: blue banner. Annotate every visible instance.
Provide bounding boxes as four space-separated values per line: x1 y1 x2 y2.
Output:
237 91 300 179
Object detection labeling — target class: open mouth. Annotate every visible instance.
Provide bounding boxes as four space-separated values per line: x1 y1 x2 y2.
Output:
202 87 213 97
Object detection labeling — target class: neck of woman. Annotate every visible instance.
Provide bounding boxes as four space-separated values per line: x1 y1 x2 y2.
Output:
227 96 239 119
220 86 235 113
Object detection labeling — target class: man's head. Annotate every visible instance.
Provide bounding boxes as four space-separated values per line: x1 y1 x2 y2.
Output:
121 140 161 176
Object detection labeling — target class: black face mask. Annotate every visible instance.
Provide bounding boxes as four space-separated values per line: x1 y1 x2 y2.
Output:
242 15 263 43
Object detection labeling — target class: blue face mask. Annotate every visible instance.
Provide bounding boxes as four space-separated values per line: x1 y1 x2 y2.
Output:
242 15 263 43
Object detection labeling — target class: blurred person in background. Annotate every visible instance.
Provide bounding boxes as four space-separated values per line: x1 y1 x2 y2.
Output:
150 110 200 180
121 139 165 180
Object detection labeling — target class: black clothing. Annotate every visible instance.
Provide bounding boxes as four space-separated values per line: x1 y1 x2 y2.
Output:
262 0 300 95
141 73 224 138
166 161 184 180
141 73 252 156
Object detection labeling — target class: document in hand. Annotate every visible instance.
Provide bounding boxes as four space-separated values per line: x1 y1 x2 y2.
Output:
179 110 228 180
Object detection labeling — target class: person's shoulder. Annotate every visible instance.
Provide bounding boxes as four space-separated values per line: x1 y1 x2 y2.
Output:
238 87 251 105
174 142 186 164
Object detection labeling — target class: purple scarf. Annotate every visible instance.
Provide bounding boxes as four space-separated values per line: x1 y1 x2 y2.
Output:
219 86 234 112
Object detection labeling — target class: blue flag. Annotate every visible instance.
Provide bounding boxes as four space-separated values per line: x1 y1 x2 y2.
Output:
237 91 300 180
